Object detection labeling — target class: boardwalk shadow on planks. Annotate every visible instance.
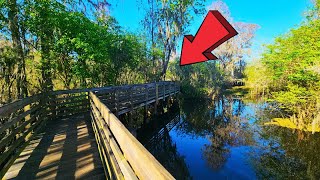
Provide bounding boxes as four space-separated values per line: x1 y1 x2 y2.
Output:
4 114 105 180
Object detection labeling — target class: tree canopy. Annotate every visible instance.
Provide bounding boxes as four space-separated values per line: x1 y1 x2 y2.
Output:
0 0 150 103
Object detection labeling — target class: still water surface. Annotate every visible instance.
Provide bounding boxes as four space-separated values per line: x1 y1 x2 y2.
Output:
132 96 320 179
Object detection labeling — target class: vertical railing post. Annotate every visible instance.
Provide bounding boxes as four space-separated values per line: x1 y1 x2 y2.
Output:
155 82 159 115
114 88 119 116
144 85 149 123
130 86 133 112
24 104 31 128
173 82 175 95
86 91 90 114
48 92 57 120
155 82 159 104
163 82 165 101
170 82 173 97
145 85 149 108
129 87 133 122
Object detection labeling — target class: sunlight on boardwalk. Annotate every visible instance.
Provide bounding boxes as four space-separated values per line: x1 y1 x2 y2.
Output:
4 114 105 180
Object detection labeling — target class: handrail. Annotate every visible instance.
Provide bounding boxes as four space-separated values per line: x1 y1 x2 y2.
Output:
0 93 47 177
90 92 175 179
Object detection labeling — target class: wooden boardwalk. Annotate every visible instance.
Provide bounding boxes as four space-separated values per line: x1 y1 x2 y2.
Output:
4 114 105 180
1 81 179 180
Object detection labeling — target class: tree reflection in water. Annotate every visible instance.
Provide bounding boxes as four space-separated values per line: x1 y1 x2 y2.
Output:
126 95 320 179
179 95 255 170
251 125 320 179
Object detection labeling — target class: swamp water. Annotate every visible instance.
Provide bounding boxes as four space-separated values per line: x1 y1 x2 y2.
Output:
121 96 320 179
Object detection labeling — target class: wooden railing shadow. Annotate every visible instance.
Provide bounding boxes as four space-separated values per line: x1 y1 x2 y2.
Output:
15 128 55 179
8 115 104 179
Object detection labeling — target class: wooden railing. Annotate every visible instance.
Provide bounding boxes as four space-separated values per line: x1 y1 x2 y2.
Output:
231 79 245 86
0 94 46 177
90 82 178 179
0 90 91 177
94 82 179 115
0 81 179 179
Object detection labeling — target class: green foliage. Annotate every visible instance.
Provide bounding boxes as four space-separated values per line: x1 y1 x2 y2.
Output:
244 60 271 96
247 18 320 127
0 0 152 103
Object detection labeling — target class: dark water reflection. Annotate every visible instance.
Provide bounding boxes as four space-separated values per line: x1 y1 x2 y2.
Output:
134 96 320 179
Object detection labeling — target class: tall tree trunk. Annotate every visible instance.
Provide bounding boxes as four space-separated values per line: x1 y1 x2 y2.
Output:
40 37 53 92
8 0 28 98
161 46 171 80
4 67 12 102
38 3 54 92
151 0 155 66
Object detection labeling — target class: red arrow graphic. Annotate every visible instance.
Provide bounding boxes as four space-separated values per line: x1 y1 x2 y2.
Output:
180 10 238 66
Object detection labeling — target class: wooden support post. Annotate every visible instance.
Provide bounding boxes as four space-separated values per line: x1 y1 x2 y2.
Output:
114 89 119 116
175 83 177 94
24 104 31 140
170 83 173 97
163 83 165 102
143 85 149 124
172 83 175 95
130 87 133 112
24 104 31 127
155 83 159 104
145 85 149 108
49 93 57 120
85 92 90 117
176 83 178 93
143 107 148 124
129 87 133 122
155 83 159 115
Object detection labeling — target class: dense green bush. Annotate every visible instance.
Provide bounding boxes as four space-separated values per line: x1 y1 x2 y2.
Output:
246 18 320 127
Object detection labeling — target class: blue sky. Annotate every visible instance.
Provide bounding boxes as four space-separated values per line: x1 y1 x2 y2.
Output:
110 0 313 59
